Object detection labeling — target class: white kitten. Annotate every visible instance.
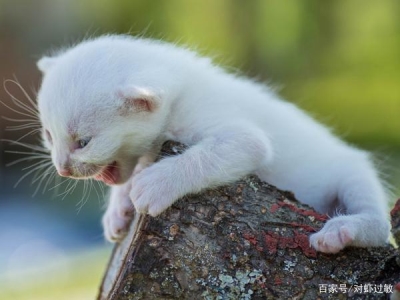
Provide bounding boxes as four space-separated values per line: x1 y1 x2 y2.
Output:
36 35 390 253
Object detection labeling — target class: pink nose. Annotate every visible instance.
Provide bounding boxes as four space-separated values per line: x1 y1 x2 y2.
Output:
58 168 72 177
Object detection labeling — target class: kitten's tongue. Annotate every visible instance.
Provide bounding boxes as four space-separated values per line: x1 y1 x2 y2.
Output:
95 161 119 185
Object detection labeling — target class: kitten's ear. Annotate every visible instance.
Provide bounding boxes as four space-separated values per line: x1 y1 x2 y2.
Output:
117 86 160 114
37 56 58 73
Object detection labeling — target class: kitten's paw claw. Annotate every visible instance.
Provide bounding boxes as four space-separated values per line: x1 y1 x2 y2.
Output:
102 213 130 242
310 220 355 253
130 162 177 217
132 190 169 217
102 189 134 243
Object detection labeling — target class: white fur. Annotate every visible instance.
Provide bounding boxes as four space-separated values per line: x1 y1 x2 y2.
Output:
37 35 390 253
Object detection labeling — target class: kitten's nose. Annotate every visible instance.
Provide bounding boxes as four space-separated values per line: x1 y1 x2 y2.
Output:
58 168 72 177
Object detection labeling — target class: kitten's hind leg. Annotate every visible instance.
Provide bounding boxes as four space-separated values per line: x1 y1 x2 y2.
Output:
310 214 382 253
310 158 390 253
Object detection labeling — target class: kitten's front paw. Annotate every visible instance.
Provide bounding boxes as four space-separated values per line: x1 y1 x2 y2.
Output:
130 161 178 217
102 185 135 243
309 216 355 253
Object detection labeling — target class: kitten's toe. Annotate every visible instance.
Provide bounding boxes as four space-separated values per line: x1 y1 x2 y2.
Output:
102 201 134 243
310 220 355 254
102 216 127 242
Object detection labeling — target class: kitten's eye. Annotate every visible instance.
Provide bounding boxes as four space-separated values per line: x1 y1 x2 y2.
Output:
78 137 91 149
45 129 52 144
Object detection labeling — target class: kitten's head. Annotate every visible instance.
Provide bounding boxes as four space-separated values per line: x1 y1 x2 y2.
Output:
36 36 170 185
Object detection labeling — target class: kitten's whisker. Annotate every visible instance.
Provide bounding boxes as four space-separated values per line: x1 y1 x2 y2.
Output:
22 159 52 171
29 84 38 99
43 170 57 194
6 123 41 130
82 177 89 200
3 140 49 153
6 125 41 133
6 155 50 167
77 179 91 213
52 173 62 196
6 150 49 157
0 99 37 119
32 165 55 186
4 79 39 117
30 162 54 184
95 179 106 201
14 162 52 188
70 180 80 198
59 179 75 199
10 76 39 110
49 178 70 191
14 129 42 142
33 165 54 196
2 116 40 123
92 179 103 202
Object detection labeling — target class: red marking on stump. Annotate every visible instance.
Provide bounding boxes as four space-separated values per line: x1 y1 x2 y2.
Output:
274 200 328 221
264 231 279 255
256 245 263 252
243 233 258 246
270 203 280 213
278 235 298 249
243 232 264 251
274 277 283 285
390 199 400 227
391 199 400 217
290 222 318 233
263 230 317 258
294 231 317 258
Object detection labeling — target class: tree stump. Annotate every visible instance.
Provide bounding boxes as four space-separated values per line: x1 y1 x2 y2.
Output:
97 141 400 300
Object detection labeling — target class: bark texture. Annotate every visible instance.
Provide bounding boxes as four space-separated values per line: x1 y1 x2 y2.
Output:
98 141 400 300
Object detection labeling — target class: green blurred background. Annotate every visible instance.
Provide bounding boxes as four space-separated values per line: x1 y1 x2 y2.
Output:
0 0 399 299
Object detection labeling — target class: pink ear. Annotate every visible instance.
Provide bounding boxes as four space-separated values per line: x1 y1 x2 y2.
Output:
117 86 159 114
124 96 154 112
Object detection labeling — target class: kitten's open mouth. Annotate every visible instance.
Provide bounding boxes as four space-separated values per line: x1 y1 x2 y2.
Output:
94 161 120 185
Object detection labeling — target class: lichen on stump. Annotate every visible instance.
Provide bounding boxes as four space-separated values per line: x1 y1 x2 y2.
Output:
98 141 400 300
